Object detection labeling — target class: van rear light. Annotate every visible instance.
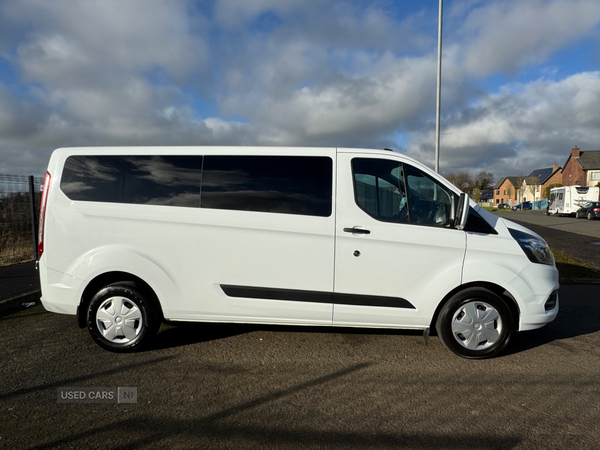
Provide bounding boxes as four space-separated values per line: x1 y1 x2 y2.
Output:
38 172 51 258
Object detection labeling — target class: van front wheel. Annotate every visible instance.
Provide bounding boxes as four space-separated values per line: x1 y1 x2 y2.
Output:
87 284 159 352
436 288 513 359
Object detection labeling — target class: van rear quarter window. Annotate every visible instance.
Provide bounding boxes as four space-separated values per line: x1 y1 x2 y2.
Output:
60 155 203 207
201 155 332 216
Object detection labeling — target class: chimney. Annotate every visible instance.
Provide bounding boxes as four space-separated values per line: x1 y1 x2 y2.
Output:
553 163 559 171
572 146 581 158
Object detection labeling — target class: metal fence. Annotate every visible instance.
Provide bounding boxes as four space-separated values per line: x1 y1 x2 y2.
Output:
0 174 44 265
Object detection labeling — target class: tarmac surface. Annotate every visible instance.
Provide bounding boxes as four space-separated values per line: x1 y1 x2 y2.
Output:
1 213 599 449
0 260 39 304
1 283 599 449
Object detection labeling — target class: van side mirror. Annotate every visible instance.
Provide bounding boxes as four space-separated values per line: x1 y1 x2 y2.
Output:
455 193 469 230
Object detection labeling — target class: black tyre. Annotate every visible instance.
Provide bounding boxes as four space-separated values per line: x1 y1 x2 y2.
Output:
436 288 514 359
87 283 160 352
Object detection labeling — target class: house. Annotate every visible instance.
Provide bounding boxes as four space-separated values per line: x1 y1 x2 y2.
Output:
562 146 600 187
492 177 520 206
522 164 562 201
480 189 494 203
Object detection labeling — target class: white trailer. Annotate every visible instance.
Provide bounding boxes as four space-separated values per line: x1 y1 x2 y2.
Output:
548 186 600 216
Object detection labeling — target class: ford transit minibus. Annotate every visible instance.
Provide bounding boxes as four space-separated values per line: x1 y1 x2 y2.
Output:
38 147 559 358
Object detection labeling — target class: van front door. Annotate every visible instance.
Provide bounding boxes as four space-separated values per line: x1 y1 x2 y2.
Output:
333 152 466 329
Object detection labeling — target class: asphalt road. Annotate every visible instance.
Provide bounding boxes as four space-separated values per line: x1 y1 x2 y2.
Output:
0 261 39 303
494 209 600 239
1 283 599 450
1 212 599 449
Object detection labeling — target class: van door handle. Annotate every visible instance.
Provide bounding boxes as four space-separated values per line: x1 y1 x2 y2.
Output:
343 227 371 235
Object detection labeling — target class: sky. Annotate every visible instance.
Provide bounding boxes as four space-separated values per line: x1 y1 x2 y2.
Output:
0 0 599 182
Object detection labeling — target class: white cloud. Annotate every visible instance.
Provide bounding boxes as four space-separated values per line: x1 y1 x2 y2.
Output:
1 0 600 182
7 0 208 87
405 72 600 176
453 0 600 76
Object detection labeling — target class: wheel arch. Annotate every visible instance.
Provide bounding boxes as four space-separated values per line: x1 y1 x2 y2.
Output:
430 282 520 333
77 271 163 328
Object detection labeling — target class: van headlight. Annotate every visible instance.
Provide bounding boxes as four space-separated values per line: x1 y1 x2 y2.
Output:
509 229 554 266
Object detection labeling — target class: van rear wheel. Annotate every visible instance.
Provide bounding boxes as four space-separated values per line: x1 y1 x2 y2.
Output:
436 288 513 359
87 284 159 352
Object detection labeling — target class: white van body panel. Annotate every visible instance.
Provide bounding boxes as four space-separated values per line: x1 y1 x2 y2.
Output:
41 147 336 325
333 150 466 328
462 210 559 329
39 146 559 355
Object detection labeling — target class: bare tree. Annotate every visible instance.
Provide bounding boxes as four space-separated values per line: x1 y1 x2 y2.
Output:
474 171 494 191
515 175 526 208
445 172 473 193
526 176 540 204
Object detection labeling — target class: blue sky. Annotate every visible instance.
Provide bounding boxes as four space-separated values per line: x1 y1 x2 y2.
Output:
0 0 599 181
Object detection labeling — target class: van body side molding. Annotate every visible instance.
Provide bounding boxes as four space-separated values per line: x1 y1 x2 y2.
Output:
220 285 416 309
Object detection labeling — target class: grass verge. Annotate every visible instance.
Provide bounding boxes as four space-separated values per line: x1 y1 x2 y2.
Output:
553 250 600 280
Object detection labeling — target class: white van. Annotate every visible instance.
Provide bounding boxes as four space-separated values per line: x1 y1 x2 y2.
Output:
38 147 559 358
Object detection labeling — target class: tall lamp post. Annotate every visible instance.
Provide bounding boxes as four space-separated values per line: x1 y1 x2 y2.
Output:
435 0 443 173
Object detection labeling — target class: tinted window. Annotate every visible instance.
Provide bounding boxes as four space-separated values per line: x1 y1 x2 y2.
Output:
352 158 455 226
404 165 454 226
61 155 203 207
352 159 408 223
201 156 332 216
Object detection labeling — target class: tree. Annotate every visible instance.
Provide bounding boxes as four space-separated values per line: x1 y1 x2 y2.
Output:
445 172 473 193
526 176 540 204
473 171 494 191
514 175 526 208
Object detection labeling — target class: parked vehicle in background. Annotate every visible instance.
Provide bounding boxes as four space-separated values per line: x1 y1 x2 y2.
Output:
512 202 532 211
38 146 559 359
575 201 600 220
548 186 600 216
497 203 510 209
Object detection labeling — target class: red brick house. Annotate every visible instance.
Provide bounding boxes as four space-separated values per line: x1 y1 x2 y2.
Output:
562 146 600 187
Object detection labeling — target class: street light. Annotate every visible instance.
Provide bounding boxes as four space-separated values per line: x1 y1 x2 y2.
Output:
435 0 443 173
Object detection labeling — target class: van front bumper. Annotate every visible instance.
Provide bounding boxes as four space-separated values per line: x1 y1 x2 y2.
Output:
508 263 559 331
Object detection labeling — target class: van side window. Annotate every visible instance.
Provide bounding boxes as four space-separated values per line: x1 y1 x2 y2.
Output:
352 158 454 226
60 156 203 207
404 164 454 226
201 156 332 217
352 159 409 223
